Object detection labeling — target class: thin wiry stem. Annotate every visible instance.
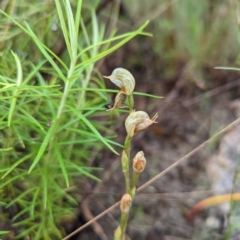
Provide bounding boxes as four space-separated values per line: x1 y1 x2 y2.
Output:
123 135 132 193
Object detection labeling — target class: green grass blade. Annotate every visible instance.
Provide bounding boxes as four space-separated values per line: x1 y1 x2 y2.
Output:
91 10 99 50
28 120 58 173
75 0 82 39
23 60 47 85
65 0 77 58
67 105 119 155
61 127 123 148
30 187 40 217
12 125 25 148
34 224 44 240
8 51 22 127
1 153 34 179
65 161 101 182
13 207 30 221
12 215 37 227
42 169 49 210
0 147 12 152
0 172 27 189
77 31 151 58
12 51 22 86
6 187 37 208
15 224 38 239
214 66 240 71
80 18 91 47
69 87 162 99
19 108 45 132
55 0 72 60
74 167 101 182
53 141 69 187
133 92 163 98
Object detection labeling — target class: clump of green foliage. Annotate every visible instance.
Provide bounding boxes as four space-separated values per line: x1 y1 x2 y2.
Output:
0 0 150 238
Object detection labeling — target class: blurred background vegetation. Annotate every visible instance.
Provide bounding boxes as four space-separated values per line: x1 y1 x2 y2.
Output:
1 0 240 239
111 0 239 87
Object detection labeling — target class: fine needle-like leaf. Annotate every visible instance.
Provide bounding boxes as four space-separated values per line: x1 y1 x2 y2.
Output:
8 51 22 127
13 207 30 221
42 171 48 210
28 120 58 173
15 224 38 239
55 0 72 60
65 0 77 59
67 105 119 155
0 172 27 189
30 187 40 217
19 108 45 132
214 66 240 71
53 140 69 187
74 0 82 40
1 152 34 179
6 187 37 208
12 125 25 148
0 147 12 152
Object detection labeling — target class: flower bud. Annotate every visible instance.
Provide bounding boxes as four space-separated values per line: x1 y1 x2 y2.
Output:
104 68 135 95
120 193 132 213
125 111 158 137
133 151 146 173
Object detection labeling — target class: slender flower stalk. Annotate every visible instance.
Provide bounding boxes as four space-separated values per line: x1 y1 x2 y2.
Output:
104 68 158 240
121 151 130 193
127 94 134 113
